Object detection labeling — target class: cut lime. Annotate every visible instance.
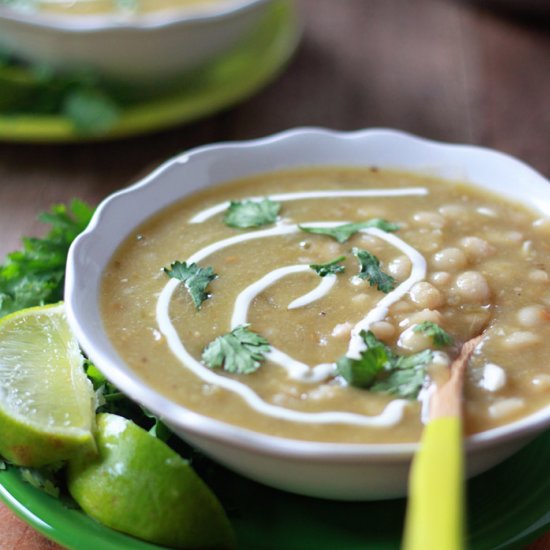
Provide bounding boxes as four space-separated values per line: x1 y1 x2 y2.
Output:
0 303 96 466
68 413 236 549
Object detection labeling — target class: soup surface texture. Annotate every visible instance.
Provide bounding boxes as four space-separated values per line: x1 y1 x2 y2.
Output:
2 0 231 16
101 168 550 444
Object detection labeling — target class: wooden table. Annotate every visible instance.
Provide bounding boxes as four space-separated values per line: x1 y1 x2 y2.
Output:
1 0 549 548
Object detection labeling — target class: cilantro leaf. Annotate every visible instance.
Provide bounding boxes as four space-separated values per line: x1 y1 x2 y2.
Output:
299 219 399 243
413 322 454 347
337 331 433 399
336 330 391 387
63 88 119 135
370 368 427 400
202 324 270 374
224 198 281 228
0 200 94 319
164 261 217 310
352 248 396 293
310 256 346 277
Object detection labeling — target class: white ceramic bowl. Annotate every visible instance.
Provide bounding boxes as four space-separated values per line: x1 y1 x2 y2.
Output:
66 128 550 500
0 0 273 81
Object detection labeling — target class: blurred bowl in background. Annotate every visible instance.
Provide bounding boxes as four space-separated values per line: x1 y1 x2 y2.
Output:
0 0 274 83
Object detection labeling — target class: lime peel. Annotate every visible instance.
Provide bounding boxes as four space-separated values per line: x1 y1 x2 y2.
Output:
68 413 236 549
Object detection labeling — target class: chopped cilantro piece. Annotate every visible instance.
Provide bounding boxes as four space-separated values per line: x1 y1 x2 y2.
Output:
336 331 391 387
370 367 427 400
202 324 270 374
224 198 281 228
299 219 399 243
164 261 217 310
413 321 454 347
63 88 119 135
336 331 433 399
352 248 396 293
0 199 94 319
310 256 346 277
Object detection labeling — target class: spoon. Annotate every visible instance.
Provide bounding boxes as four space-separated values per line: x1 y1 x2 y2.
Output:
403 334 484 550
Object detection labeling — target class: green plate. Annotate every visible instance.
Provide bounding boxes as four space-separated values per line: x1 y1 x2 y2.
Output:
2 429 550 549
0 0 299 143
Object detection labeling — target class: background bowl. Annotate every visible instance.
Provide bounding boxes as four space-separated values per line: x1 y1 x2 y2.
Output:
0 0 273 82
66 128 550 500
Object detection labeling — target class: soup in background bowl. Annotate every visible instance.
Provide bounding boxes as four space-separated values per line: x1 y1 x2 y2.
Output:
0 0 273 81
66 128 550 499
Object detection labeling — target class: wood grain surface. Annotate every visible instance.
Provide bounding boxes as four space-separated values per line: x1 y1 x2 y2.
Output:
1 0 549 548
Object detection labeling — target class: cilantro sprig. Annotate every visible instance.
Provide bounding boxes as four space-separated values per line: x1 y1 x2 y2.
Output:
413 321 454 348
310 256 346 277
202 324 270 374
299 219 399 243
0 199 94 319
164 261 217 310
352 248 396 293
336 330 433 399
224 198 281 228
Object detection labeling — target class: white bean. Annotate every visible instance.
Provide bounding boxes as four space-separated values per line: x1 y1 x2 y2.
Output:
454 271 490 303
370 321 395 341
429 271 452 286
488 398 525 419
502 331 540 349
438 204 468 220
432 247 468 271
517 305 547 327
408 309 443 326
388 255 412 281
529 269 549 283
409 281 445 309
397 325 432 352
459 236 495 260
412 211 446 229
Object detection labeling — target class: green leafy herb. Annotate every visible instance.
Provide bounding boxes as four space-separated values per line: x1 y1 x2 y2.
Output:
202 324 270 374
336 331 433 399
413 322 454 347
164 261 217 310
336 331 391 387
0 459 6 470
63 88 119 135
224 198 281 228
310 256 346 277
0 47 122 135
19 467 61 499
352 248 396 293
0 199 94 319
141 408 172 442
370 367 427 400
299 219 399 243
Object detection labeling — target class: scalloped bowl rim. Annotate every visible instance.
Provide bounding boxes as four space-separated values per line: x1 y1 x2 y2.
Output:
65 127 550 462
0 0 272 31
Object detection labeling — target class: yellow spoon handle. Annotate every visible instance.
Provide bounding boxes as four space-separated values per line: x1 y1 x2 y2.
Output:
403 416 465 550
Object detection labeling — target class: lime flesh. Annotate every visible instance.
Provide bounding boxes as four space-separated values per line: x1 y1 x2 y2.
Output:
0 303 96 466
68 413 236 549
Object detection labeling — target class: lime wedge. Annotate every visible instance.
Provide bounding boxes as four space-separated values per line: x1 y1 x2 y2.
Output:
0 303 96 466
68 413 236 549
